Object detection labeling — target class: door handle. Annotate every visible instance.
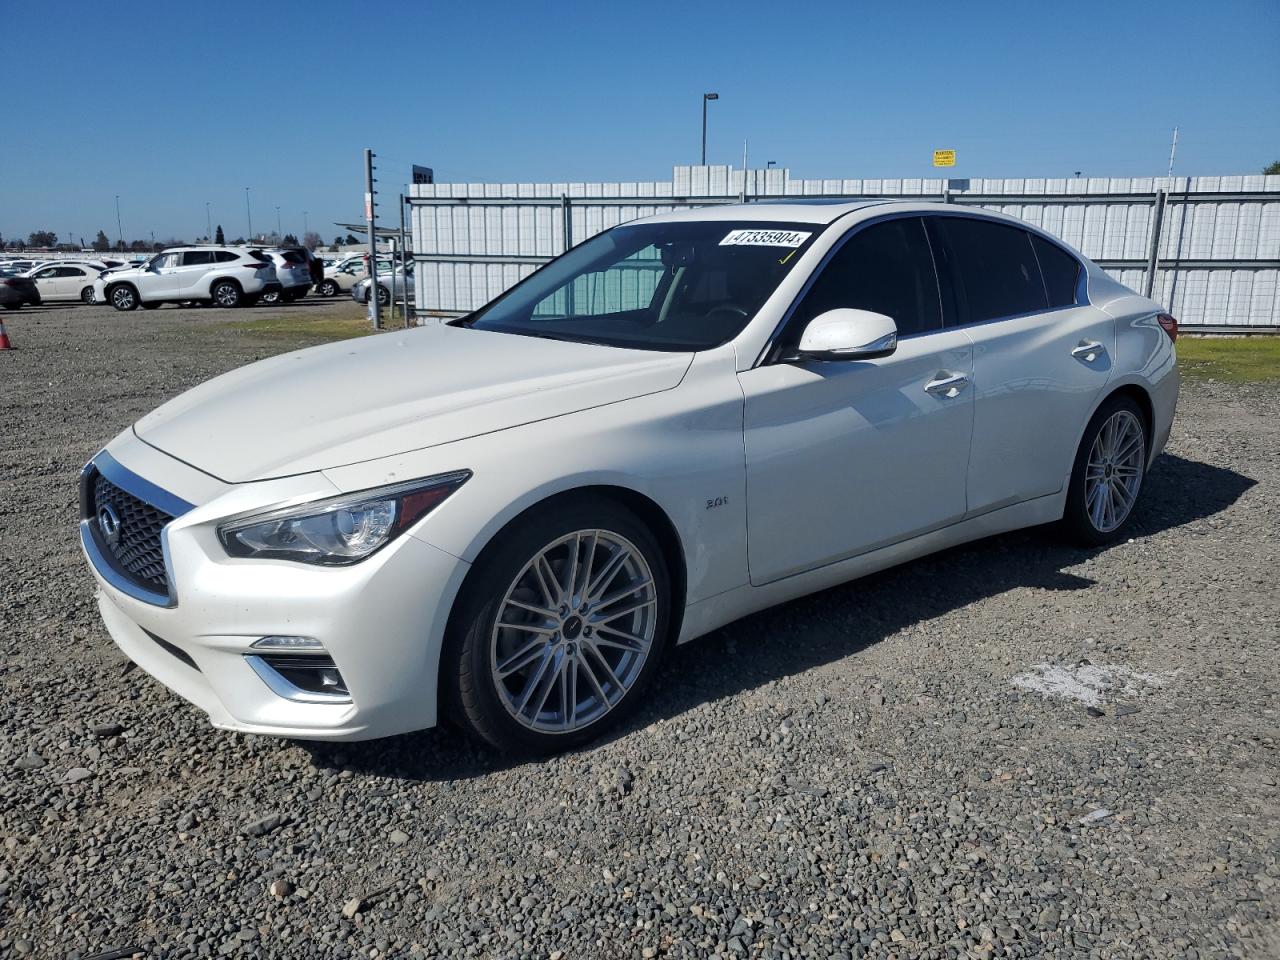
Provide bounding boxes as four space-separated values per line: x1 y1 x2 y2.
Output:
924 372 969 397
1071 340 1105 361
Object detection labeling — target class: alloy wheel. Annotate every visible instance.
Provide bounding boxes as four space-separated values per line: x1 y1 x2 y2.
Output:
490 530 658 734
111 287 136 310
1084 409 1145 533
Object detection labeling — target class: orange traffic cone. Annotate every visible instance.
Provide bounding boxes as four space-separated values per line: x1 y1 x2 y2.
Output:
0 317 12 350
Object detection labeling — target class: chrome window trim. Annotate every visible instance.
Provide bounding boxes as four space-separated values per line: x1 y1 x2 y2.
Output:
80 450 194 608
753 208 1091 366
244 655 354 705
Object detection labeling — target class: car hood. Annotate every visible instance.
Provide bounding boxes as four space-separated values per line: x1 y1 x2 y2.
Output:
134 325 694 483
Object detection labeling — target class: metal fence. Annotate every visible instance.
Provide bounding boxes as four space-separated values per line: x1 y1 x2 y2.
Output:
409 166 1280 330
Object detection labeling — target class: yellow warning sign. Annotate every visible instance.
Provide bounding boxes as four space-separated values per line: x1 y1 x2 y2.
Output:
932 149 956 168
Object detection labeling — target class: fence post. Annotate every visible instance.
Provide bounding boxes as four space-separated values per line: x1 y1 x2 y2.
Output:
561 194 574 315
1144 188 1167 299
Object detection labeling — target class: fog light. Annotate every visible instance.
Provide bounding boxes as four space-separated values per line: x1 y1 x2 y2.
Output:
245 653 351 703
252 635 322 651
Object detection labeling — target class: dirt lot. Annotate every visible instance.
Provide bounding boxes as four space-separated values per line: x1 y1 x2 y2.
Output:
1 301 1278 959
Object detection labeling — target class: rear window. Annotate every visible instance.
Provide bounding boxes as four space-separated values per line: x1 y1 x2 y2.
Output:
1030 235 1081 307
213 250 240 263
932 217 1048 323
280 251 306 264
247 250 272 263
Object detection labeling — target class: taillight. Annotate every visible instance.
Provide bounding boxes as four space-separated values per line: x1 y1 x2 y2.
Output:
1156 313 1178 343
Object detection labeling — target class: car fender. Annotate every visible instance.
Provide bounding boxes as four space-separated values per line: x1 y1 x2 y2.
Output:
320 345 751 607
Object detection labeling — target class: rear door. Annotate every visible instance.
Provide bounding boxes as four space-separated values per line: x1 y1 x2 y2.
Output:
740 216 974 584
927 216 1113 514
177 250 215 294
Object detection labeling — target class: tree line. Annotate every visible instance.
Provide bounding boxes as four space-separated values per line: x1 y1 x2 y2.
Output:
2 226 360 252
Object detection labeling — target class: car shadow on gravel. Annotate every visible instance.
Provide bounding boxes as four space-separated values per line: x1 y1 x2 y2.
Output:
307 453 1255 782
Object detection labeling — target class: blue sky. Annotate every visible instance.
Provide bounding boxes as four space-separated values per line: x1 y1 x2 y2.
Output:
2 0 1277 244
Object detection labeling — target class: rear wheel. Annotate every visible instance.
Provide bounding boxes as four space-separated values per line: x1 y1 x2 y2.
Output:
259 289 280 305
376 285 391 306
1061 395 1148 546
109 285 138 311
317 279 339 297
212 280 242 308
444 497 672 754
80 286 95 304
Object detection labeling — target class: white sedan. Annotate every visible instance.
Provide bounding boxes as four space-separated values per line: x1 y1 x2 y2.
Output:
78 201 1178 752
26 262 104 303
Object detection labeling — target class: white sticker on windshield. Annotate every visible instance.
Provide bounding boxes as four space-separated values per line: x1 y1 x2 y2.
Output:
719 229 812 248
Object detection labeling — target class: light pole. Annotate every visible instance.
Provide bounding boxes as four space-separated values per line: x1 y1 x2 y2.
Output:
701 92 719 165
205 202 212 242
275 206 282 241
114 195 123 248
303 210 309 240
245 187 253 241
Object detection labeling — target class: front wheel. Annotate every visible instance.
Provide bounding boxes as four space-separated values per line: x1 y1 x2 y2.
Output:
317 280 339 297
376 285 391 306
445 497 672 754
1061 395 1148 546
109 285 138 311
259 289 280 305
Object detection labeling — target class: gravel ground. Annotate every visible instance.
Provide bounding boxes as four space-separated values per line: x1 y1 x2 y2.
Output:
2 302 1278 960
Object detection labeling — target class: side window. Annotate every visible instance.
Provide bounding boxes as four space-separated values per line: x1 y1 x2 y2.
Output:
35 267 58 278
1030 234 1081 307
182 251 214 266
154 253 180 269
64 267 87 277
789 218 942 339
931 217 1048 323
213 250 239 263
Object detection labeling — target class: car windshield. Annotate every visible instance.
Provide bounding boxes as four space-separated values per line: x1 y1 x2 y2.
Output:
463 220 821 351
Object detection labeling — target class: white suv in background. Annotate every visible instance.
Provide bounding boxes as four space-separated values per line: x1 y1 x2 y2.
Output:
95 247 281 311
257 250 312 304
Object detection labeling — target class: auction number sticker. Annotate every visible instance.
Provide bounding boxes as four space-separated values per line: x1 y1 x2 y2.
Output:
719 229 812 248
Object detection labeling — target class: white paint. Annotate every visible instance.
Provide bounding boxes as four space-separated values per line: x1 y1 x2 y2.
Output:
1012 661 1170 707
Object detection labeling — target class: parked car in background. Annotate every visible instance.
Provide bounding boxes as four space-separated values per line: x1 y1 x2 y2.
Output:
95 247 280 310
3 259 37 273
315 256 393 297
0 267 41 309
257 249 312 304
26 262 104 303
351 264 414 306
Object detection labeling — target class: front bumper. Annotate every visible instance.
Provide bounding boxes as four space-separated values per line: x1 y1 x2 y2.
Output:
81 436 471 740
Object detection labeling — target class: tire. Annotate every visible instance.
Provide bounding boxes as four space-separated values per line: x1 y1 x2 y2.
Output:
212 280 242 308
141 302 161 310
108 285 139 311
1061 394 1148 546
80 286 95 304
317 280 339 297
376 285 391 306
259 289 280 306
444 495 673 754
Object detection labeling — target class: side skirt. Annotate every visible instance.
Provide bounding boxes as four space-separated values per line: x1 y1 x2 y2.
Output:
675 490 1066 645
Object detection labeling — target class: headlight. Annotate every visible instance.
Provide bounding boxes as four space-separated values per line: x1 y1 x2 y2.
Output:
217 471 470 565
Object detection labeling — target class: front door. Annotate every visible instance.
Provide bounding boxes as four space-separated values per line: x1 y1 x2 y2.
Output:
138 253 183 299
740 217 974 585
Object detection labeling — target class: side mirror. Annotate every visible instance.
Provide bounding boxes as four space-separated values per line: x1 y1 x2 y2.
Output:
795 308 898 361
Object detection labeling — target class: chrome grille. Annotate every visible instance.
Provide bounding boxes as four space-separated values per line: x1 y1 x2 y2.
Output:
85 471 173 594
